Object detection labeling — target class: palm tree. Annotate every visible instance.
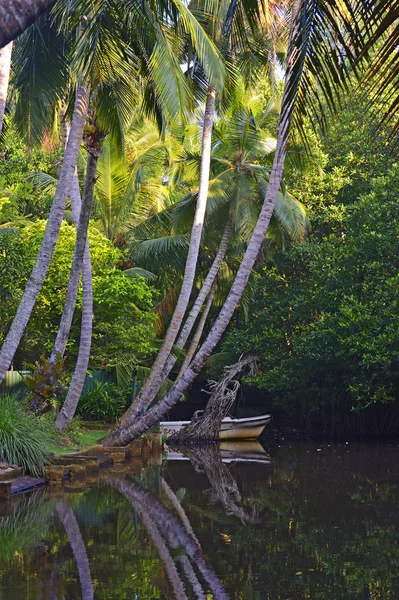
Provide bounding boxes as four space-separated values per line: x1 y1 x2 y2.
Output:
92 125 177 245
0 82 90 384
0 0 56 48
0 0 224 395
114 88 307 432
54 117 105 430
104 0 399 444
52 0 225 429
122 0 279 424
0 42 12 133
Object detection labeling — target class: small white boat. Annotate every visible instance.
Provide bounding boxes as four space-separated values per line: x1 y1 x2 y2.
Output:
160 413 272 440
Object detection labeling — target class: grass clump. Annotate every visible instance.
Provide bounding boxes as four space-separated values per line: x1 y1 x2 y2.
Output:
0 392 53 475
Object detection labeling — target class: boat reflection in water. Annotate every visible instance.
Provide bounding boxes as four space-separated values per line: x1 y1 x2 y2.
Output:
166 440 271 465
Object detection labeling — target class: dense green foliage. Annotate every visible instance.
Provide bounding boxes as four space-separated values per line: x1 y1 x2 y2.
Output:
0 392 53 473
0 220 156 369
77 380 127 422
224 97 399 434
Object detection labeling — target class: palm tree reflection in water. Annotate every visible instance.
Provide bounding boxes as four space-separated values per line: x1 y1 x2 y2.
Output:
105 473 230 600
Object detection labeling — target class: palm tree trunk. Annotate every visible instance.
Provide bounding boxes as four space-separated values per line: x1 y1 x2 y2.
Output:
54 150 99 431
102 4 305 446
51 115 93 362
0 0 56 48
50 174 92 362
104 109 289 445
0 41 12 133
55 500 94 600
117 87 216 426
176 278 216 379
0 84 90 384
161 218 232 379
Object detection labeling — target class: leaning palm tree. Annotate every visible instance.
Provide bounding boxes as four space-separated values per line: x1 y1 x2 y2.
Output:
123 0 281 425
114 86 307 431
53 0 225 430
104 0 399 444
0 0 225 394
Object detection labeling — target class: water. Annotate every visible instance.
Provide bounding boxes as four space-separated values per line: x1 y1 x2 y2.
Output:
1 441 399 599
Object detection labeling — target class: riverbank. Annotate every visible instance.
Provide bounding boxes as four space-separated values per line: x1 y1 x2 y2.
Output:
0 432 163 506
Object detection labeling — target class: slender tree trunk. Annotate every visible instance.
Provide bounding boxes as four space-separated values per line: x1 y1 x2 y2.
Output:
176 278 216 379
162 219 232 379
0 41 12 133
0 0 56 48
0 85 90 384
51 116 93 362
119 87 216 425
104 113 289 445
103 5 304 446
54 149 100 431
55 500 94 600
50 174 92 361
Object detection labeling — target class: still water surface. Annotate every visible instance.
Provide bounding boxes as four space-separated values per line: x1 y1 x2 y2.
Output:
1 441 399 599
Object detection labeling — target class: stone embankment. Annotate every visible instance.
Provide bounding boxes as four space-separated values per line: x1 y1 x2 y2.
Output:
0 433 163 508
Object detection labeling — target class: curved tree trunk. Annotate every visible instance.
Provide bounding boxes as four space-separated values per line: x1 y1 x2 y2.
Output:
176 278 217 379
103 4 306 445
54 149 100 431
119 87 216 426
55 500 94 600
51 114 93 363
0 84 90 384
0 0 56 48
50 174 92 362
0 41 12 133
162 218 232 379
104 103 290 445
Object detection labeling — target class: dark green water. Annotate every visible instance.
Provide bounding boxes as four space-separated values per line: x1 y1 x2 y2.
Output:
1 441 399 599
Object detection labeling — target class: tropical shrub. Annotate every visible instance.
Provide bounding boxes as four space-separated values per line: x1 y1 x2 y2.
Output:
0 392 53 473
0 222 156 370
222 92 399 435
77 381 127 422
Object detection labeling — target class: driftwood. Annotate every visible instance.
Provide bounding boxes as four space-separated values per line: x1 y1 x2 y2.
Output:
169 354 260 443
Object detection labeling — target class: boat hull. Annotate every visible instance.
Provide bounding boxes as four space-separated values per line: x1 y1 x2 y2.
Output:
160 414 271 440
